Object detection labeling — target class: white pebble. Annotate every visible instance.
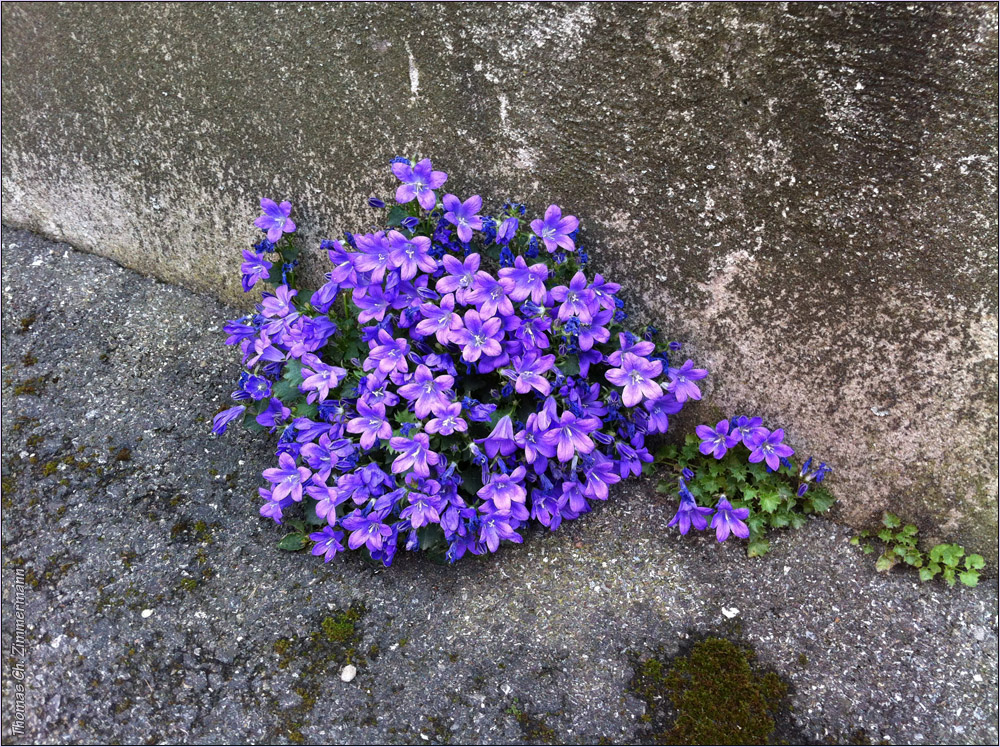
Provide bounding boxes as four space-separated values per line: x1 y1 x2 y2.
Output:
340 664 357 682
141 609 154 618
722 606 740 619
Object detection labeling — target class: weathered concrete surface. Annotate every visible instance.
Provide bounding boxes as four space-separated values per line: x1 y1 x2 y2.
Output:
2 226 998 746
1 3 997 557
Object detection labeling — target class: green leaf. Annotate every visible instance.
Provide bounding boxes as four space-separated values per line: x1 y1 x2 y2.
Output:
386 205 409 227
958 570 980 588
850 536 861 546
965 554 985 571
877 529 893 543
758 490 781 513
875 552 896 573
882 512 901 529
277 533 307 551
788 513 806 530
417 524 446 552
903 549 923 568
942 567 957 587
558 355 580 377
293 401 317 420
747 538 770 558
655 481 672 495
918 567 936 582
862 543 875 555
805 488 836 513
740 485 759 503
304 498 325 526
930 543 964 568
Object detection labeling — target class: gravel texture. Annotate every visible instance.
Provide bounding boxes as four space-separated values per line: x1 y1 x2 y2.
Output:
1 227 997 745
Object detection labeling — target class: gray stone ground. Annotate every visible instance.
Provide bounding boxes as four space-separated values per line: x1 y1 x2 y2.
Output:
1 226 997 746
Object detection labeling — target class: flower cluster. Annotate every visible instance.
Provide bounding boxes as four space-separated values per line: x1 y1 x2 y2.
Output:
215 158 706 566
660 415 834 555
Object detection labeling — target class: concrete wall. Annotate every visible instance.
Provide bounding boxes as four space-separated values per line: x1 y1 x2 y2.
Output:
3 3 997 559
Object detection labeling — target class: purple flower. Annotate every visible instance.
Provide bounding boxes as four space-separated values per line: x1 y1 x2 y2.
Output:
425 402 468 436
514 413 556 468
710 496 750 542
300 359 347 403
582 452 621 500
450 309 503 363
588 273 620 311
353 284 394 323
502 351 556 395
389 433 440 477
605 352 664 408
695 420 741 459
496 216 519 244
576 309 613 351
560 480 590 514
606 333 654 367
212 405 245 434
325 240 357 284
645 394 683 434
550 271 596 322
366 329 411 377
442 194 484 243
352 231 392 282
466 273 514 319
530 204 579 253
341 509 394 552
436 252 480 304
667 490 714 535
477 466 527 512
397 364 454 418
262 452 311 502
392 158 448 210
745 428 795 470
387 230 436 280
666 359 708 403
254 198 296 243
346 400 392 449
477 414 518 459
241 374 272 402
400 492 446 529
261 285 297 318
309 526 346 562
731 415 768 446
478 514 522 553
240 250 273 293
498 256 549 304
300 433 349 482
256 397 291 428
542 411 600 463
416 293 463 345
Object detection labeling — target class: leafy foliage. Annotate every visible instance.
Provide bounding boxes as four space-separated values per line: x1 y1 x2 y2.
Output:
851 512 984 588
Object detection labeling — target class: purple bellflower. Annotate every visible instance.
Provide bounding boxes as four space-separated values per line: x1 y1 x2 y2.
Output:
710 496 750 542
530 204 579 253
695 419 741 459
442 194 484 243
392 158 448 210
254 198 296 243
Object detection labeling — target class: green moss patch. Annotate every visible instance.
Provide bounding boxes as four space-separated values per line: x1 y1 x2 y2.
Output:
631 636 800 745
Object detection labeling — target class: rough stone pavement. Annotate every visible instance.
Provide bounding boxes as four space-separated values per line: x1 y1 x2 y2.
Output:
1 226 997 745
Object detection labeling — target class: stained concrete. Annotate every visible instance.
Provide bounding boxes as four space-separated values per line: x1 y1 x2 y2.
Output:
2 226 998 745
1 3 997 558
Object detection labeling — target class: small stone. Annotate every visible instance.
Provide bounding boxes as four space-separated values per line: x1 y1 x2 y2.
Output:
340 664 357 682
970 626 987 642
972 674 983 683
722 606 740 619
141 609 154 618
